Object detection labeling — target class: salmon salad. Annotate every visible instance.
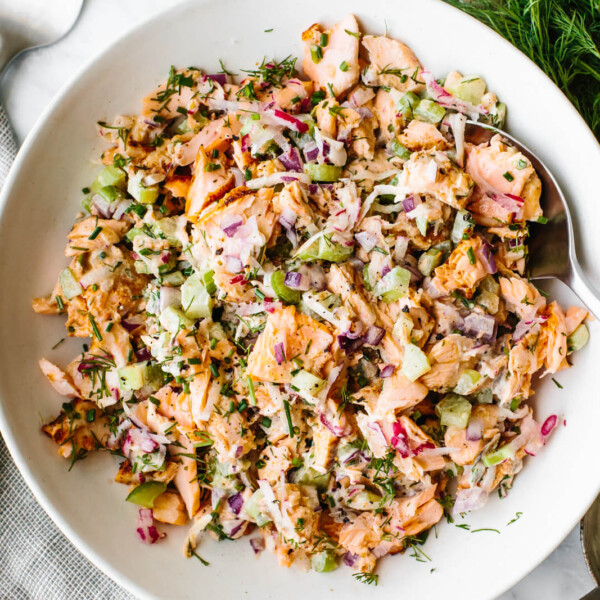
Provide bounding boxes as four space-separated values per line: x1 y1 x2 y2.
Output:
34 15 590 581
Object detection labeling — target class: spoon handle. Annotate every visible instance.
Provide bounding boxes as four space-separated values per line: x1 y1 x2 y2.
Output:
0 101 18 189
580 586 600 600
566 259 600 320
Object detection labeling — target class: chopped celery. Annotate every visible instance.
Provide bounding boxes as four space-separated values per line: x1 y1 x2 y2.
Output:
96 185 127 204
175 118 192 135
59 268 81 300
271 270 302 304
202 270 217 295
304 163 342 182
475 388 493 404
126 227 145 243
453 369 482 395
567 323 589 353
134 260 151 275
297 235 353 263
477 290 499 314
373 266 411 302
181 274 213 318
347 490 382 510
414 99 446 124
153 218 182 246
126 481 167 508
128 172 160 204
291 369 326 397
159 305 195 333
401 343 431 381
418 248 443 276
435 394 472 428
81 195 92 213
161 271 185 286
243 490 271 526
393 313 414 341
489 102 507 129
451 209 474 244
482 443 515 467
312 551 338 573
362 264 372 291
447 76 487 105
117 361 162 391
396 91 420 119
93 164 127 191
292 465 330 491
478 275 500 294
391 140 412 160
416 215 429 237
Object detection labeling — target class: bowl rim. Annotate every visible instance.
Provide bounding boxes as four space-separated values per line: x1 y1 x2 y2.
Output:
0 1 598 598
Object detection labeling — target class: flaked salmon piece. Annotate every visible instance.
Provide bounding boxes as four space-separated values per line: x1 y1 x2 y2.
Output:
141 72 197 120
155 385 194 429
39 359 79 398
361 35 425 92
565 305 588 335
258 442 293 483
402 498 443 537
42 399 110 459
420 334 477 390
153 491 188 526
398 120 449 152
499 273 546 320
273 182 316 232
377 367 429 416
389 484 436 524
164 175 191 199
186 145 235 222
189 368 212 427
315 100 338 138
466 135 542 221
339 512 383 559
539 301 569 375
326 263 377 328
65 217 128 256
301 15 361 98
431 236 491 298
468 186 515 226
271 79 314 112
207 410 255 461
445 404 499 465
396 151 474 210
247 305 334 384
172 433 200 518
373 88 404 143
312 422 339 473
94 322 132 368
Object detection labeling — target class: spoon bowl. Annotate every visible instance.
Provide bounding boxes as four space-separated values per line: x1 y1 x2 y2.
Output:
465 121 600 318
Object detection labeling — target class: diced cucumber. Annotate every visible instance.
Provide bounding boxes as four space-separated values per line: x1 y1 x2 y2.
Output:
414 99 446 124
401 343 431 382
202 270 217 295
128 172 160 204
93 165 127 191
362 264 372 291
117 361 162 391
159 305 195 333
432 240 453 263
312 551 338 573
478 275 500 294
476 290 499 314
134 260 151 275
447 76 487 106
126 481 167 508
396 91 420 120
482 443 515 467
416 215 429 237
297 235 353 263
391 140 412 160
271 270 302 305
418 248 443 276
126 227 145 243
96 185 127 204
158 253 177 275
161 271 185 286
304 163 342 183
81 195 92 213
393 313 414 341
451 209 474 244
475 388 493 404
373 266 411 302
181 274 213 319
435 394 472 429
346 490 382 510
453 369 482 395
59 268 81 300
567 323 589 353
292 465 330 491
152 218 182 246
243 490 271 526
291 369 326 397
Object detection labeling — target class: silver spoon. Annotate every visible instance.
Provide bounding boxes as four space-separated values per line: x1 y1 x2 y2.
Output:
465 121 600 319
0 0 85 185
582 498 600 600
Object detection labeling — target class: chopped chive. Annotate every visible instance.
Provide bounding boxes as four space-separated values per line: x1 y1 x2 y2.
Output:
552 378 563 389
339 61 349 72
188 357 202 365
86 409 96 422
261 416 272 428
311 90 326 105
516 159 528 169
204 163 221 172
105 322 114 332
244 168 252 181
88 226 103 240
51 338 65 350
237 399 248 412
88 314 102 341
209 337 217 350
264 28 273 32
537 216 548 224
305 339 313 355
344 29 361 38
320 33 329 47
209 363 219 377
254 288 265 301
81 187 90 194
91 284 98 292
467 247 476 265
149 396 160 406
55 295 65 311
503 171 514 182
247 376 257 406
251 113 261 120
211 148 219 158
310 45 323 63
283 399 294 437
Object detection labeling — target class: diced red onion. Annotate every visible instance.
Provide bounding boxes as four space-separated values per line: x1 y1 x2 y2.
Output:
421 70 488 117
250 537 265 554
227 492 244 515
379 364 395 378
278 146 304 172
241 134 250 153
123 316 144 332
402 196 416 213
462 313 497 343
159 286 181 313
221 214 244 237
319 413 346 437
303 142 319 162
268 109 309 133
355 231 378 253
284 271 308 290
206 73 228 86
466 417 484 441
136 508 164 545
274 342 286 365
135 347 152 362
226 255 244 274
453 487 488 514
337 331 365 353
344 552 358 567
541 414 558 438
481 243 498 274
364 325 384 346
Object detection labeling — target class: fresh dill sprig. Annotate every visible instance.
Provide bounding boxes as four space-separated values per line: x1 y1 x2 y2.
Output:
443 0 600 139
353 571 379 585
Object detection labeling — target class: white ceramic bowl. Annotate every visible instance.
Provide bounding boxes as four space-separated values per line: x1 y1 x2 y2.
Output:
1 1 599 598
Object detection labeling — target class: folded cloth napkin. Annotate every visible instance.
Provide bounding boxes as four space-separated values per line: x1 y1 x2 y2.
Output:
0 103 133 599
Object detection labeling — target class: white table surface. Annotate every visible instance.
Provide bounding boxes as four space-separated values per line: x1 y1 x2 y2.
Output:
0 0 597 598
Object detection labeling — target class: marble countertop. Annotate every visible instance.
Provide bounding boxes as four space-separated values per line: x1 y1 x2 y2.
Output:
0 1 596 598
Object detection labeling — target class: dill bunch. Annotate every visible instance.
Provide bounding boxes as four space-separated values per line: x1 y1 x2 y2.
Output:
443 0 600 139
